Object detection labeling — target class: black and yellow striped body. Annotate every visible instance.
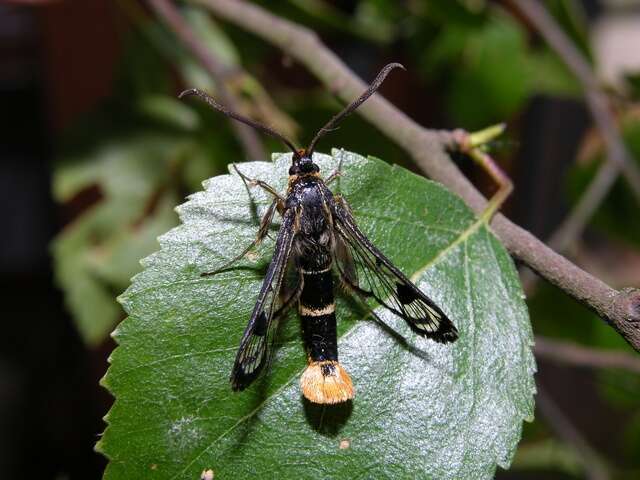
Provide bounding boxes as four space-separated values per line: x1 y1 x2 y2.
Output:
291 174 338 364
299 253 337 364
288 174 354 403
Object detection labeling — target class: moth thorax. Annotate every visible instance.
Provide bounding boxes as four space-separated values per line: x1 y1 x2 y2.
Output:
300 360 354 404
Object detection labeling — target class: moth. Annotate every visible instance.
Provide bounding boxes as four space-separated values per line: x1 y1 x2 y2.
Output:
180 63 458 405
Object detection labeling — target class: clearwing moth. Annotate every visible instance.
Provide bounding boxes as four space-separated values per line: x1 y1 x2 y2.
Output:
180 63 458 405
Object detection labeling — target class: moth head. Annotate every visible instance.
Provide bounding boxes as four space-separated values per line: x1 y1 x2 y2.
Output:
289 150 320 175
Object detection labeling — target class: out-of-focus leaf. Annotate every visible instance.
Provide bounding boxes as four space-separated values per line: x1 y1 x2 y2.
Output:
52 132 196 345
351 1 395 43
625 71 640 101
511 439 583 476
180 4 300 142
99 150 535 479
90 196 179 288
52 201 125 345
417 0 486 26
527 50 581 98
283 0 395 44
115 28 173 99
420 24 469 76
446 13 530 127
623 413 640 462
52 196 178 345
545 0 592 62
415 4 583 128
137 96 201 131
54 133 186 202
596 369 640 410
183 7 239 66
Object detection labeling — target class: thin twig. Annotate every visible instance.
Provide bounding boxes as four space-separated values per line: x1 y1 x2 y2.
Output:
535 336 640 374
467 148 513 223
548 163 620 254
512 0 640 254
148 0 265 160
536 384 610 480
454 126 514 223
190 0 640 352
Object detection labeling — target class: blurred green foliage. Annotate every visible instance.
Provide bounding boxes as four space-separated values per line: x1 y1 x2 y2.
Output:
52 8 241 344
568 117 640 247
410 4 580 127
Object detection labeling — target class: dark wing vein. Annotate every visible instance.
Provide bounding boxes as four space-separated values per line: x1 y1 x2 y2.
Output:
332 198 458 343
230 208 298 390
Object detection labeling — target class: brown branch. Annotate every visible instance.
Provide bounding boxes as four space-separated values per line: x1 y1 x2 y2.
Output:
511 0 640 255
148 0 265 160
535 336 640 374
536 385 610 480
189 0 640 352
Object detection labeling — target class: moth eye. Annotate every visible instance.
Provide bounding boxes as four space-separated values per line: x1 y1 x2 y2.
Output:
396 282 419 305
289 166 299 175
313 164 320 173
300 161 315 173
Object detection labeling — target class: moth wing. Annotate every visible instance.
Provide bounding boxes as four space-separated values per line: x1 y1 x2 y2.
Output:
332 198 458 343
230 208 298 391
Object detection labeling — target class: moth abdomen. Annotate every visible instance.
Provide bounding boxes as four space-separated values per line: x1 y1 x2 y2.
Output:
298 267 354 404
299 268 337 362
300 360 354 405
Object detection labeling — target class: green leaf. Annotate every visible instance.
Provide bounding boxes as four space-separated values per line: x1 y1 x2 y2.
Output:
52 132 189 345
99 150 535 479
137 96 201 131
545 0 592 62
52 196 178 345
446 13 531 128
526 50 581 98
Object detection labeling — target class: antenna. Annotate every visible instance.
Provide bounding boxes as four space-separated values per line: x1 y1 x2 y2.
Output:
305 63 405 156
179 88 299 156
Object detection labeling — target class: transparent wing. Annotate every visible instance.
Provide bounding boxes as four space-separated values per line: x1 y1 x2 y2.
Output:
230 208 298 390
332 198 458 343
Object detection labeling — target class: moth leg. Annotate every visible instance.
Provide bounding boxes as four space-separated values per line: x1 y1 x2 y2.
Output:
201 198 278 277
233 164 285 206
324 150 345 185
